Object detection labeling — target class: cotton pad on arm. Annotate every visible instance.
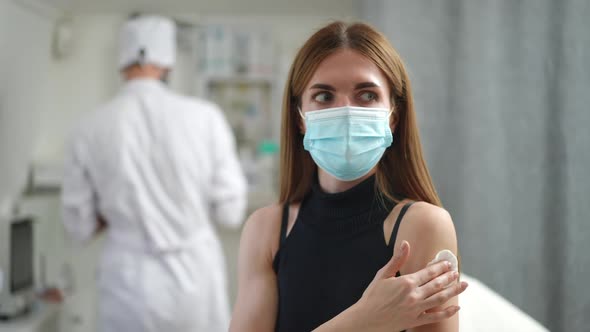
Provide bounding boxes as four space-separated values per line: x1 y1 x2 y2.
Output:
428 249 458 272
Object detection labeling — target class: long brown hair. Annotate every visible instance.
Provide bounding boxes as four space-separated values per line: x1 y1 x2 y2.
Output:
279 21 442 207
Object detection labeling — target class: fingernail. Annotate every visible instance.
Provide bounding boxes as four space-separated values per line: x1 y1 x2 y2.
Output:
445 261 451 268
401 241 408 252
452 271 459 279
462 282 469 289
400 244 405 253
455 306 461 311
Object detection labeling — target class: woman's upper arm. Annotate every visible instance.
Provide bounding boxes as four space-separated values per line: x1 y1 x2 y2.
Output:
398 202 459 332
230 205 281 332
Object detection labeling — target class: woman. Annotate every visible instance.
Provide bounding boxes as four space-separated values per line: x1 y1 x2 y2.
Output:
231 21 468 332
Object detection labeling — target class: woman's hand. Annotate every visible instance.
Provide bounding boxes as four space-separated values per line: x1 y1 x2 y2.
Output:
354 241 467 332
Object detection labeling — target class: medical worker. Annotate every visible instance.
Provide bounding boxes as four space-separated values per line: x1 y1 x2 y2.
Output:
61 15 247 332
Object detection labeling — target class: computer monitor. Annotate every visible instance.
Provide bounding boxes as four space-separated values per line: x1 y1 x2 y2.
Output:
10 218 34 294
0 216 35 318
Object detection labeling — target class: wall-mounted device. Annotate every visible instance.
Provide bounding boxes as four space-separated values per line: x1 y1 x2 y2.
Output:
0 215 35 319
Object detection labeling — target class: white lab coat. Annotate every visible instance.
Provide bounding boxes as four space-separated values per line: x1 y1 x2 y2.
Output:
61 78 248 332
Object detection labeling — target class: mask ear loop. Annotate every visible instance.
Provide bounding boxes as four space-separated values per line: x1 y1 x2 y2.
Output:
297 107 306 135
297 107 305 120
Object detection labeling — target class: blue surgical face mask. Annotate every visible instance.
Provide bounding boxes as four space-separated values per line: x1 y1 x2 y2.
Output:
301 106 393 181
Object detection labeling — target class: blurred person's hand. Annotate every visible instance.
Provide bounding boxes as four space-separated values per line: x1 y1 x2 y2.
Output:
39 287 64 304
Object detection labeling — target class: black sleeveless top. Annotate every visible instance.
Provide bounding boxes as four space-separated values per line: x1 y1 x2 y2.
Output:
273 175 413 332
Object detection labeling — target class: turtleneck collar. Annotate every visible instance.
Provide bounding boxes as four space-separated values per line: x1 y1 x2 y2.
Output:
297 173 397 235
307 174 379 219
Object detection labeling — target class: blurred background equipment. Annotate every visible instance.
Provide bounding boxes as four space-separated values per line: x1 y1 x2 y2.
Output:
193 21 280 204
0 216 35 319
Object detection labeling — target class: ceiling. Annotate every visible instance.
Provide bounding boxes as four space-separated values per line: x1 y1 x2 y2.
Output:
22 0 360 17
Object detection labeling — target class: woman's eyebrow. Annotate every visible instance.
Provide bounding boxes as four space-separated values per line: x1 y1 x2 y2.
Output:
355 82 380 90
309 83 335 91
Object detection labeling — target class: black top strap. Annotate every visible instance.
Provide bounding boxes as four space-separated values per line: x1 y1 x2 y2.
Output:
280 203 290 247
388 201 415 250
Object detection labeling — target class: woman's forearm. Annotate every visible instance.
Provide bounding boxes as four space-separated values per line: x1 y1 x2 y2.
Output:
313 302 380 332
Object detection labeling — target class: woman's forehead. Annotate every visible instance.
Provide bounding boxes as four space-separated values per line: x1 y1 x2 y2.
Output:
305 49 388 89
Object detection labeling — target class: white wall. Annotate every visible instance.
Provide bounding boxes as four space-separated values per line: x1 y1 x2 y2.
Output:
67 0 358 17
0 0 55 211
34 14 122 162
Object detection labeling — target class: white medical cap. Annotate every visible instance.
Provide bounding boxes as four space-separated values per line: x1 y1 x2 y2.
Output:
118 15 176 70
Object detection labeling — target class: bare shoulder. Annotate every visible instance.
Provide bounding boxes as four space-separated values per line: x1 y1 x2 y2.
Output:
396 201 458 274
241 203 284 264
404 201 455 235
244 203 283 235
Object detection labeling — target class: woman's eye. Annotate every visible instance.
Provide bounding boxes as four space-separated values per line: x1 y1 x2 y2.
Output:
313 92 333 103
359 91 378 102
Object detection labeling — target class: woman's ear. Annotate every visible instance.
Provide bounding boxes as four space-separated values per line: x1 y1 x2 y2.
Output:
299 121 306 135
389 108 398 133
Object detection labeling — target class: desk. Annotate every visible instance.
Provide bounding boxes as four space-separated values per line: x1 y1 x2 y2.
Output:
0 303 59 332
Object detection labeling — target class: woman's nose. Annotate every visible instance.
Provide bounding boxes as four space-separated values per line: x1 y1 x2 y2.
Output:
333 95 352 108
